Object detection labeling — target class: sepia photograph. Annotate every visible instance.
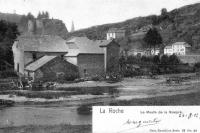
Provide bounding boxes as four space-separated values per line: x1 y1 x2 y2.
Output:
0 0 200 132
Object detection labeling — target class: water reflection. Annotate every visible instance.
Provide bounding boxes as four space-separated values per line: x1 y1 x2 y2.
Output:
0 106 91 127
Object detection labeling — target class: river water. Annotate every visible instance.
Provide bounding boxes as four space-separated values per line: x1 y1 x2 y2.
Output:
0 106 92 127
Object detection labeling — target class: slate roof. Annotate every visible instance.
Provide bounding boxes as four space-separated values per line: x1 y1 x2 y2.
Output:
165 45 172 49
130 31 146 40
65 37 112 57
16 35 68 52
25 55 57 71
107 28 125 33
171 42 191 47
165 42 191 49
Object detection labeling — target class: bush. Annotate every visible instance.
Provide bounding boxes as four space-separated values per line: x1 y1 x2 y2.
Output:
91 76 100 81
0 70 18 78
77 105 92 115
64 73 79 81
91 74 105 81
195 62 200 68
160 55 169 65
153 55 160 64
194 62 200 72
107 72 122 83
168 54 180 65
124 69 143 77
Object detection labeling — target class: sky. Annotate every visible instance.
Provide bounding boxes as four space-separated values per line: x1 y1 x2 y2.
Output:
0 0 200 31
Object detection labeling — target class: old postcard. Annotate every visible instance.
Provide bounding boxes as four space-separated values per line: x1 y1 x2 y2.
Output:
0 0 200 133
93 106 200 133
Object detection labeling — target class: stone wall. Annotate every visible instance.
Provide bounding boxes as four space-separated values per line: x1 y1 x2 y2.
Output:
34 57 78 81
77 54 104 78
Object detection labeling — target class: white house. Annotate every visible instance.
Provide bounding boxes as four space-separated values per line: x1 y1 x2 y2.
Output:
127 49 146 56
150 48 160 55
106 28 125 40
164 42 191 55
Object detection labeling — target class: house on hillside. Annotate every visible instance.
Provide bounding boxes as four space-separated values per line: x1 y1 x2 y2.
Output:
12 34 78 81
164 42 191 55
65 37 120 78
107 28 126 40
146 47 160 56
118 31 149 56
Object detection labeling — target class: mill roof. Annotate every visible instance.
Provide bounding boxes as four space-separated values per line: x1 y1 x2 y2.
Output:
25 55 57 71
65 37 113 57
16 35 68 53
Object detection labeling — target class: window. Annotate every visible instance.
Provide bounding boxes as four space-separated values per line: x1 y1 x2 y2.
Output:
17 63 19 72
32 53 36 60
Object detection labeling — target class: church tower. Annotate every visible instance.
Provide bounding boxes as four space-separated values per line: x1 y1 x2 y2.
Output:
70 21 75 32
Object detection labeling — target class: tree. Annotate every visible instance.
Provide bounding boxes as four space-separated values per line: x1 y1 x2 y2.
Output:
168 54 180 65
161 8 167 16
37 12 42 19
143 28 162 55
27 12 35 20
160 55 169 65
45 11 49 19
37 11 50 19
153 55 160 64
0 20 20 65
150 15 159 25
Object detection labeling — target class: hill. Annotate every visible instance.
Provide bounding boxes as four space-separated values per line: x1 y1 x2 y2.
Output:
66 3 200 49
0 12 22 23
0 12 68 38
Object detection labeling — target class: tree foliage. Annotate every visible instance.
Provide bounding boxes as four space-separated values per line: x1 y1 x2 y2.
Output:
37 11 49 19
0 20 20 65
143 28 162 54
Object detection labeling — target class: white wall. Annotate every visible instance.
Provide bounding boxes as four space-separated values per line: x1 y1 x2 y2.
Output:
106 32 125 40
65 57 78 66
164 44 186 55
107 33 116 40
12 41 25 75
164 48 173 55
172 44 186 55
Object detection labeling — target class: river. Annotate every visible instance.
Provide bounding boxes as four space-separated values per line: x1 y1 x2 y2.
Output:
0 105 91 127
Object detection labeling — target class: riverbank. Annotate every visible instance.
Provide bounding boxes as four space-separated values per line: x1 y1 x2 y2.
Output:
0 124 91 133
0 73 199 105
110 90 200 105
56 73 197 89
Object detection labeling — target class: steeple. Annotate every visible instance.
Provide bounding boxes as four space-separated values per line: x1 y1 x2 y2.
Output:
70 21 75 32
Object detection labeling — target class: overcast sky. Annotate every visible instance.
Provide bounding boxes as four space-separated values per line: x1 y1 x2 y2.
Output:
0 0 199 30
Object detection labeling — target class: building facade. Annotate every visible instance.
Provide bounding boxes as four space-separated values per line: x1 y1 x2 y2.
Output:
25 56 78 81
106 28 126 40
12 34 69 81
164 42 191 55
65 37 120 78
